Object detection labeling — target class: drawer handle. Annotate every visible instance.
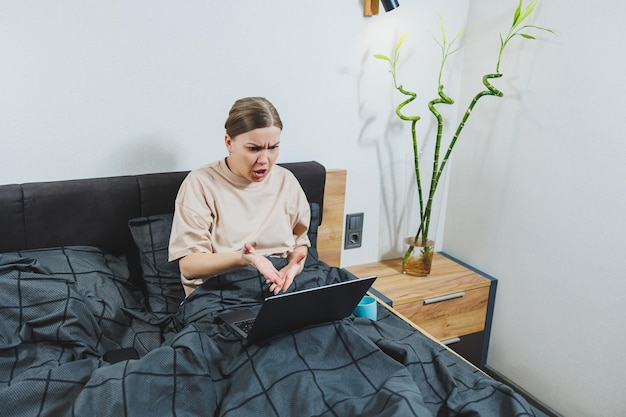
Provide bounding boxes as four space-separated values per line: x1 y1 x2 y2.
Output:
441 337 461 346
423 291 465 305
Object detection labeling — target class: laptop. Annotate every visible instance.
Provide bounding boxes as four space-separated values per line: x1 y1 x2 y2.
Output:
219 276 376 343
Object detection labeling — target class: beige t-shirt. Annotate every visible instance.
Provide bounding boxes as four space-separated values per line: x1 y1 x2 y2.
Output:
168 159 311 289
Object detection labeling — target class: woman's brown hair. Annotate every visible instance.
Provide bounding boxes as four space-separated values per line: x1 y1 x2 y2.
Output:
224 97 283 138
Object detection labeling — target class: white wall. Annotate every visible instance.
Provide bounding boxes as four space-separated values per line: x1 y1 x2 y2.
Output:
445 1 626 416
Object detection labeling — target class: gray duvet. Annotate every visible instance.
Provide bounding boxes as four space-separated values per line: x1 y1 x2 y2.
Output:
0 247 535 416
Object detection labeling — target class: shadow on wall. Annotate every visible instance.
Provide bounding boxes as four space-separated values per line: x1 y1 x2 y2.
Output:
101 136 181 177
347 46 410 259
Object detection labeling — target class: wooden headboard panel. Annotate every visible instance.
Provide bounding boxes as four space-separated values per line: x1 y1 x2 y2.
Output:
317 169 347 267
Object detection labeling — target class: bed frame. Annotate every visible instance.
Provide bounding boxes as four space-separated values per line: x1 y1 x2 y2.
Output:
0 162 484 364
0 161 347 265
0 161 550 416
0 162 475 357
3 161 468 351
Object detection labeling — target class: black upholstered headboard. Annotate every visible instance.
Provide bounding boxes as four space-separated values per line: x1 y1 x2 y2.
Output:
0 161 326 255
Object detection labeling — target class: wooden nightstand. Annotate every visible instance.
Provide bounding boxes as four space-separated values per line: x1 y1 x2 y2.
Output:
346 252 497 368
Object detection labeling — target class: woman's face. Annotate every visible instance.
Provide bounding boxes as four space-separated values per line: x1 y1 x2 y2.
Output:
225 126 281 182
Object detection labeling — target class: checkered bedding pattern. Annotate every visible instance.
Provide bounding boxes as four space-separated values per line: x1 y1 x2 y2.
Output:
0 247 535 416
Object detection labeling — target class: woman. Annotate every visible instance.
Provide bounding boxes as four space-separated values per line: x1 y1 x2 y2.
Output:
168 97 310 297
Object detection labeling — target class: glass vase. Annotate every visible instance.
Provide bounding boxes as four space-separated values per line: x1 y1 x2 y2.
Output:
402 237 435 277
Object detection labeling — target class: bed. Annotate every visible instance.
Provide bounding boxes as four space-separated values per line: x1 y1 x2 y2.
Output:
0 161 538 416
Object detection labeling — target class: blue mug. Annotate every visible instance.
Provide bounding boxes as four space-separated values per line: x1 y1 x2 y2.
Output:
353 295 377 320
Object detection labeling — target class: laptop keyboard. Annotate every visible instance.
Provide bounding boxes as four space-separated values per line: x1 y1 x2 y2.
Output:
234 318 255 334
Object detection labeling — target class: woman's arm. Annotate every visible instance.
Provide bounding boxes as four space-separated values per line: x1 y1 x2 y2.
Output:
178 251 245 279
178 244 285 294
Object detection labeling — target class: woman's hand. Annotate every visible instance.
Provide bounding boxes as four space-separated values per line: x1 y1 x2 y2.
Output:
277 249 307 294
242 244 308 295
242 243 284 294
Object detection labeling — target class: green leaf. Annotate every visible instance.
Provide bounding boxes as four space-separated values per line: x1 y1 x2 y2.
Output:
437 14 446 44
396 33 408 52
374 54 391 62
512 0 522 26
394 33 408 63
449 46 463 55
450 27 466 46
525 24 556 35
517 0 538 27
520 33 536 39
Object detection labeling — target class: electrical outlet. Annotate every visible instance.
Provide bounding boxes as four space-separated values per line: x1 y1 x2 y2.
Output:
344 213 364 249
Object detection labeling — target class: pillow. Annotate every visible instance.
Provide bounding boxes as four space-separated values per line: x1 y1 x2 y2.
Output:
6 246 134 286
128 213 184 313
128 203 322 312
